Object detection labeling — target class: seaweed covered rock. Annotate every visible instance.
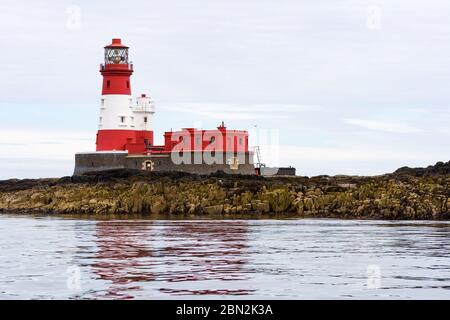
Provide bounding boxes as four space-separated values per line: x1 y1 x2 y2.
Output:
394 161 450 177
0 165 449 219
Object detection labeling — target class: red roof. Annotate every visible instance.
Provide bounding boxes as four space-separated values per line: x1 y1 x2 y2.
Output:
104 38 129 49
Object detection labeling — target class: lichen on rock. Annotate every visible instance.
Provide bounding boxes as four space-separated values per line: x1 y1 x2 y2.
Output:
0 162 449 219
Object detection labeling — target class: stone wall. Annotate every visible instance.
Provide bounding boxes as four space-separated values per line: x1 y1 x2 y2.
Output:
74 151 255 175
276 167 296 176
260 167 296 176
126 152 255 175
74 152 128 175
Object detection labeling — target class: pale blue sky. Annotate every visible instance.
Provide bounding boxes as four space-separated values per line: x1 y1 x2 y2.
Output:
0 0 449 179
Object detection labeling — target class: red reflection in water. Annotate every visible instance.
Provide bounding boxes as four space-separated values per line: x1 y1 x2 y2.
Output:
90 220 252 298
157 221 253 296
91 221 155 299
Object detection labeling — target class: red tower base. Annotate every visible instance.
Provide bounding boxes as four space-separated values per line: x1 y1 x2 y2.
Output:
96 130 154 153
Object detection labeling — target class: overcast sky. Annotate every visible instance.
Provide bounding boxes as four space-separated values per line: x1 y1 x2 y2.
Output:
0 0 449 179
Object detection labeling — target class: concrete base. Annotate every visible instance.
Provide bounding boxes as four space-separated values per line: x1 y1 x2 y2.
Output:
74 151 255 175
74 151 128 175
261 166 296 176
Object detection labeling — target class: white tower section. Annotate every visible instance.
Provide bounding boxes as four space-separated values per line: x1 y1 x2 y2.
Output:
133 94 155 131
98 95 134 130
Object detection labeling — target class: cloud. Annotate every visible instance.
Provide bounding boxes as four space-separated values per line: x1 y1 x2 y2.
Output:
1 0 449 178
159 103 319 121
0 129 95 160
344 118 422 133
438 127 450 135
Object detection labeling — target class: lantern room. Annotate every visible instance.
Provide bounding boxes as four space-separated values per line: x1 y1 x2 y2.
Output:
104 39 129 65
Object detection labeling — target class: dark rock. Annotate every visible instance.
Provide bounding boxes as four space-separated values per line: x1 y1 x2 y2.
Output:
0 162 449 219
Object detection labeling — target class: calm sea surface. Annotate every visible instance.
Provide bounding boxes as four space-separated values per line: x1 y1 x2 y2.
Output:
0 215 449 299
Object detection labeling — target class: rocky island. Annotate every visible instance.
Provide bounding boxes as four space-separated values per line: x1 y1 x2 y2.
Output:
0 161 449 220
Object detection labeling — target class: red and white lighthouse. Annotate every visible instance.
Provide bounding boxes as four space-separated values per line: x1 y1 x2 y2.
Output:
74 38 257 176
96 38 154 152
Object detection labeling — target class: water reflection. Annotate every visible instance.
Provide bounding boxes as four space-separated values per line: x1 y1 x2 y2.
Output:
2 216 450 299
157 221 252 296
90 220 252 298
90 221 155 298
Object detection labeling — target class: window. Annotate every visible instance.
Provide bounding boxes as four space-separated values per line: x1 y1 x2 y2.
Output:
130 117 134 123
196 137 201 145
105 47 128 64
120 116 125 123
107 80 110 88
144 117 147 123
99 117 103 124
239 137 243 145
101 99 105 106
210 137 215 143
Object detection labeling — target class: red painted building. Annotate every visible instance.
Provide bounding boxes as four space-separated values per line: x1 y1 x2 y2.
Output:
161 123 249 154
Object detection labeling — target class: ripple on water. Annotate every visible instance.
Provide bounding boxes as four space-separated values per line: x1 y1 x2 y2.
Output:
0 215 450 299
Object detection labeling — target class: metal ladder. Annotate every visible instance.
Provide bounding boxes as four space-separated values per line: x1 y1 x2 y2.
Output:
254 146 266 168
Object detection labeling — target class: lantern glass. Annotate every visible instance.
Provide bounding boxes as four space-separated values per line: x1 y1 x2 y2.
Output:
105 48 128 64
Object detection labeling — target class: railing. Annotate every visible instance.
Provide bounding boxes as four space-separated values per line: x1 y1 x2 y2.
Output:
134 105 155 113
99 63 133 71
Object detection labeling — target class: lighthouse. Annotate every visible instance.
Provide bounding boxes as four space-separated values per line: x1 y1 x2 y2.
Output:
74 38 256 176
96 38 154 152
